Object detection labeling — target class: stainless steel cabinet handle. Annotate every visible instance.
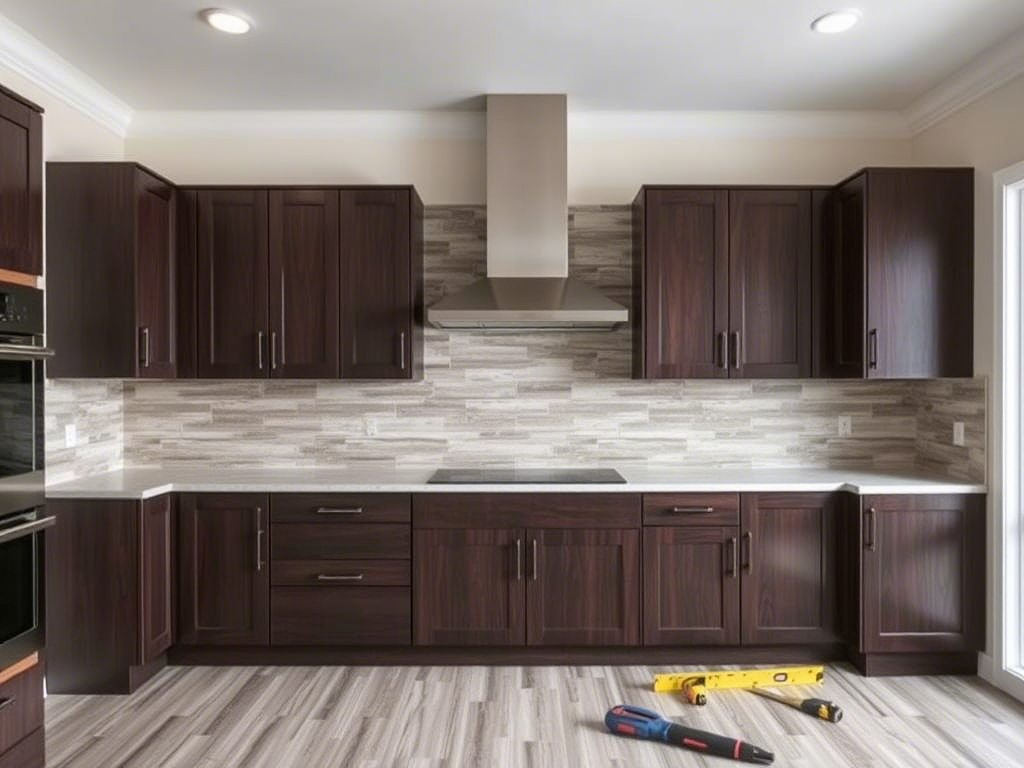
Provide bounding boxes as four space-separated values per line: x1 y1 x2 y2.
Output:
718 332 728 369
317 574 364 582
727 537 737 578
865 507 876 551
140 327 150 368
868 329 878 370
514 538 522 581
531 538 538 581
270 331 277 370
315 507 363 516
741 531 753 572
0 698 14 714
254 507 263 572
732 331 742 370
257 331 265 370
670 506 714 514
399 332 406 370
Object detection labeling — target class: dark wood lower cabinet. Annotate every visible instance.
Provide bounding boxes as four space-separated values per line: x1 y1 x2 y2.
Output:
178 493 269 646
271 587 410 645
141 494 175 662
0 661 43 757
643 526 739 646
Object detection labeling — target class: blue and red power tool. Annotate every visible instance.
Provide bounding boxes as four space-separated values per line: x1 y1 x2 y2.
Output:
605 704 774 764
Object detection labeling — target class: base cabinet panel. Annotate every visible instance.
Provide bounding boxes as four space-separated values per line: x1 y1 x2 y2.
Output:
271 587 410 645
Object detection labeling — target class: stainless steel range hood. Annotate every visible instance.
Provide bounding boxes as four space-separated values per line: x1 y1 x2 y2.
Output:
427 94 628 332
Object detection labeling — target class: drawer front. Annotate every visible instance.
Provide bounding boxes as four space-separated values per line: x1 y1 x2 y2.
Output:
271 494 411 524
414 493 641 528
272 560 410 587
0 662 43 756
0 727 43 768
272 523 410 560
643 493 740 526
271 587 410 645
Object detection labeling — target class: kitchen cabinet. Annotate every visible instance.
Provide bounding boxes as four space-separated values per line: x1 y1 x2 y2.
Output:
853 494 984 664
0 84 42 276
46 163 177 378
0 659 44 767
633 186 813 379
46 495 176 693
178 493 269 646
823 168 974 378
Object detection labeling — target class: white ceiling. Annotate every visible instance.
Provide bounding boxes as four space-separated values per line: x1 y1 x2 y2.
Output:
1 0 1023 111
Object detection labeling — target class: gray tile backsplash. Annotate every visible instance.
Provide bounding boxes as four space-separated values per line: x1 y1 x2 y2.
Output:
44 206 987 483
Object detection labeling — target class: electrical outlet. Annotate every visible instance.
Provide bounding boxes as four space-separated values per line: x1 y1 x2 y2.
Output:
65 424 77 448
366 418 378 437
953 421 965 447
838 415 852 437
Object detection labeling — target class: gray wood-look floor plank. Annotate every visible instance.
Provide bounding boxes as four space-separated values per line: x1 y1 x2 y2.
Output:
45 663 1024 768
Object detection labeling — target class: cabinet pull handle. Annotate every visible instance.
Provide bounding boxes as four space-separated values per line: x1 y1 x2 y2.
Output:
741 531 753 572
865 507 876 551
868 329 878 370
399 332 406 370
727 537 737 578
718 332 728 370
732 331 742 370
0 697 14 714
315 507 363 516
531 538 538 581
670 506 714 514
139 327 150 368
270 331 278 370
317 573 364 582
257 331 265 370
514 538 522 581
254 507 263 572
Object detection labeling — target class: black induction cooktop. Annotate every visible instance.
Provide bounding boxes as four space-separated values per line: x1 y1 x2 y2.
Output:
428 468 627 484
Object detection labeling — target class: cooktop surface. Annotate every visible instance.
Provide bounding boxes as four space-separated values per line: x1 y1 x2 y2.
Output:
428 468 627 484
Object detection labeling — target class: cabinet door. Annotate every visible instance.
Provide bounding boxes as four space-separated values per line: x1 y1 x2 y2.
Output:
140 494 174 662
526 528 640 646
865 169 974 378
413 528 524 646
196 189 269 378
860 494 984 653
269 189 340 378
340 189 412 379
642 189 728 378
178 493 269 645
823 175 866 377
0 91 41 275
643 527 739 646
135 169 177 378
740 493 838 645
729 190 812 378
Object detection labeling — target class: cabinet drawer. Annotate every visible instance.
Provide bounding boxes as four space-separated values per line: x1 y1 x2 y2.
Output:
272 523 410 560
643 493 739 526
414 494 641 528
271 494 410 523
0 662 43 755
271 586 410 645
0 727 43 768
272 560 410 586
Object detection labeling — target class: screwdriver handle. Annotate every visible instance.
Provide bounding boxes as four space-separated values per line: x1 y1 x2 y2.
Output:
800 698 843 723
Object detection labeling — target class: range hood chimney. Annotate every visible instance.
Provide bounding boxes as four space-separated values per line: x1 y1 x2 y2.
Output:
427 94 628 331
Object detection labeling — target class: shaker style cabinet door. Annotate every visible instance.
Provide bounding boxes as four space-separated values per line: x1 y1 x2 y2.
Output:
135 168 177 378
0 87 42 275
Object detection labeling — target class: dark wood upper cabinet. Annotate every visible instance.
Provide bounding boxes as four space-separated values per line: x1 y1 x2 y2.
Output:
0 84 42 276
729 190 812 378
269 189 340 378
740 493 838 645
413 528 525 646
857 494 984 654
340 188 423 379
46 163 177 378
196 190 270 378
824 168 974 378
178 493 269 646
643 526 739 646
633 186 813 379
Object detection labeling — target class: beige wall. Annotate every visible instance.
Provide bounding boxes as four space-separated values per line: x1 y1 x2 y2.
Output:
0 63 124 160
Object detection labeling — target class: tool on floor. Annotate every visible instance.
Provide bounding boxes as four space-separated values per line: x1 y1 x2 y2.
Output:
605 704 775 765
747 686 843 723
654 665 826 706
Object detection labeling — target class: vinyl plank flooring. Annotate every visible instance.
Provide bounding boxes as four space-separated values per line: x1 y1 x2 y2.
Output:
46 663 1024 768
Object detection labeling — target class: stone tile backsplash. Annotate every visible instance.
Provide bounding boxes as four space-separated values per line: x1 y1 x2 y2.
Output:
44 205 987 483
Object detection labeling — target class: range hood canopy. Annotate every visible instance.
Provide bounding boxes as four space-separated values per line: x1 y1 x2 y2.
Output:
427 94 628 332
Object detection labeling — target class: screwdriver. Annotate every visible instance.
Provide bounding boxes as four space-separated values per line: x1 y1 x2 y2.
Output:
748 686 843 722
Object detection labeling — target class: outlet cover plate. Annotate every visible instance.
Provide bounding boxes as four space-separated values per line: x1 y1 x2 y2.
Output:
838 415 853 437
953 422 965 446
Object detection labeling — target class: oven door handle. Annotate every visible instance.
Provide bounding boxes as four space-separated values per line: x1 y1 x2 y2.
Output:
0 516 55 545
0 344 56 360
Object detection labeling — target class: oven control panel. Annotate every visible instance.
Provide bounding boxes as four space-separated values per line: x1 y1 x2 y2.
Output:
0 283 42 335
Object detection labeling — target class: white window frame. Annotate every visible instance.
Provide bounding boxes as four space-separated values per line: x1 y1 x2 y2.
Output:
990 159 1024 701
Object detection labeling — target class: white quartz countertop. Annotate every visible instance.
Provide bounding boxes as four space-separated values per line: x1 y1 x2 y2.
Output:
44 466 986 500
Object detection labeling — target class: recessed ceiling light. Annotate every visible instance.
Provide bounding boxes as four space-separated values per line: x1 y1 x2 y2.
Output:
200 9 252 35
811 9 861 34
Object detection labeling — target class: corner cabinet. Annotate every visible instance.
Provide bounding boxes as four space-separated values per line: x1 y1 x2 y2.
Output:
0 84 42 276
633 186 814 379
46 163 177 378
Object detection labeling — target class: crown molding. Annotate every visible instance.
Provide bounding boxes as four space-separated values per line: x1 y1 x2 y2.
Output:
0 13 133 136
905 27 1024 135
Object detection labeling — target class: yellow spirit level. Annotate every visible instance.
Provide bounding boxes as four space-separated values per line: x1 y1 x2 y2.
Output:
653 665 826 706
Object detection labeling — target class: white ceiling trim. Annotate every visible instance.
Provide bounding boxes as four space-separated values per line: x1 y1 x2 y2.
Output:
0 13 133 136
905 27 1024 135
